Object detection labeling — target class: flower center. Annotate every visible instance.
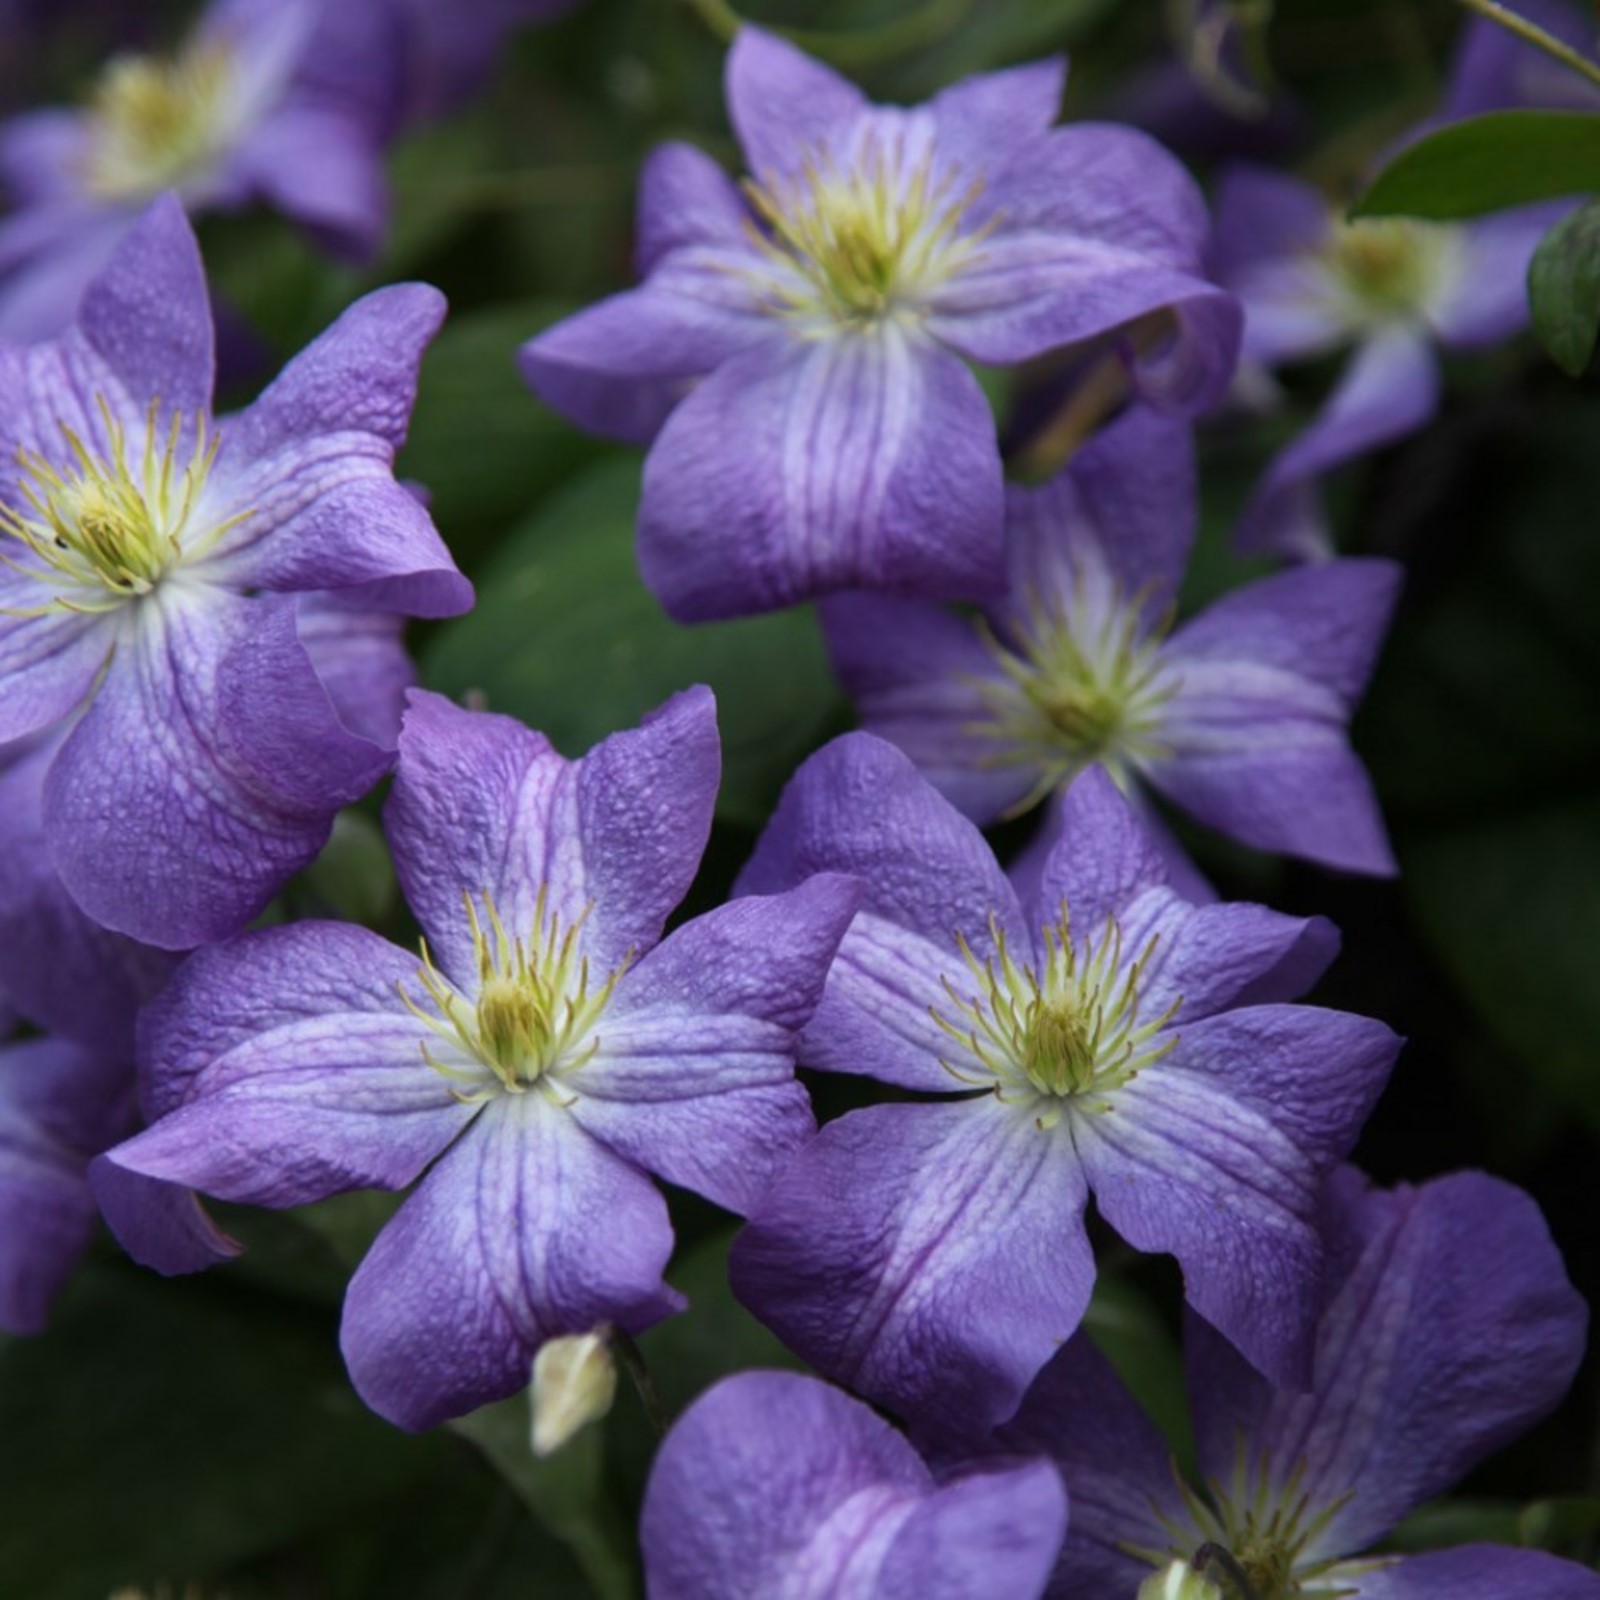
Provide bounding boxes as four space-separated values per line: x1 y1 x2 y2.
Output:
931 906 1179 1122
970 584 1176 816
0 400 236 615
82 43 233 201
1324 216 1453 322
743 140 986 330
404 891 628 1100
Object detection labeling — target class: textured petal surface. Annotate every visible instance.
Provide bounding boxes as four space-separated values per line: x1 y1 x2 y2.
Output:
341 1095 682 1431
45 592 392 948
928 57 1066 174
572 875 859 1215
295 593 414 749
638 331 1005 620
732 1098 1095 1436
1188 1169 1589 1557
87 1160 241 1277
739 733 1024 1094
634 139 752 275
726 28 867 179
385 686 720 987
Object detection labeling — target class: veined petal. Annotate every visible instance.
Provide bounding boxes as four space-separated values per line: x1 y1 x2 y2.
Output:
731 1097 1096 1437
738 733 1025 1094
199 284 471 616
295 593 414 750
1076 1066 1324 1388
520 266 772 446
819 592 1033 826
385 686 720 987
341 1094 682 1431
0 578 109 745
927 58 1066 176
112 921 472 1207
1187 1169 1589 1560
45 591 393 948
635 140 754 275
1346 1547 1600 1600
573 875 859 1215
637 331 1005 621
726 27 868 180
1235 328 1439 560
87 1160 241 1276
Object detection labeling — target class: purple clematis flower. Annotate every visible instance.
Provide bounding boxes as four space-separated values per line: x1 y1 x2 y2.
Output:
521 28 1240 621
0 0 403 340
641 1370 1068 1600
821 408 1400 878
730 736 1400 1438
988 1167 1596 1600
0 195 470 950
1215 8 1592 560
98 687 861 1431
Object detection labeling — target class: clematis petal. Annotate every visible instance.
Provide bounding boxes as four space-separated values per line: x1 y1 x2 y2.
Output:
45 592 393 949
295 593 414 749
1443 0 1600 118
110 922 472 1207
87 1160 241 1276
1153 558 1401 874
641 1370 929 1600
635 140 754 274
573 875 860 1215
996 1337 1186 1600
1187 1169 1589 1558
1076 1066 1325 1388
638 330 1005 621
819 592 1031 824
0 729 178 1055
1235 329 1439 560
725 27 868 179
520 266 771 446
199 284 471 617
927 58 1066 175
1346 1547 1600 1600
731 1097 1096 1437
1431 204 1570 349
738 733 1025 1094
0 1037 135 1333
385 685 720 987
0 110 90 206
0 585 109 745
341 1095 682 1431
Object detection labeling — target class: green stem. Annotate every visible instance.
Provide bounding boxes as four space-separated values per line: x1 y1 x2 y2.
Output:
678 0 979 69
1454 0 1600 93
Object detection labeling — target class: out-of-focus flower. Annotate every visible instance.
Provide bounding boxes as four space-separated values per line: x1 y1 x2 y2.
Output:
522 28 1240 622
99 688 862 1431
0 197 470 949
989 1168 1596 1600
821 407 1399 880
1216 3 1595 559
641 1370 1067 1600
731 740 1399 1438
0 0 403 339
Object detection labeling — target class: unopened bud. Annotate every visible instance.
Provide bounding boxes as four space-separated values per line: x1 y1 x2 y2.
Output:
1139 1562 1224 1600
530 1328 616 1457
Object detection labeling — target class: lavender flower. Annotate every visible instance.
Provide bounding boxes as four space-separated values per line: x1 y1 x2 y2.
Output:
521 28 1240 621
98 688 861 1431
0 0 401 339
0 196 470 949
821 408 1400 878
731 736 1399 1438
991 1167 1597 1600
641 1370 1067 1600
1216 9 1591 559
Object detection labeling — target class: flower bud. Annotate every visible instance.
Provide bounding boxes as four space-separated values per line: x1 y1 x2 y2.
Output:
530 1328 617 1457
1139 1562 1225 1600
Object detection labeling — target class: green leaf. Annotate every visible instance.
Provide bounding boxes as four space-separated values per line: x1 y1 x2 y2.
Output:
298 810 398 927
1354 111 1600 220
398 299 603 555
0 1268 449 1598
1390 1497 1525 1553
424 459 842 826
1084 1276 1195 1477
1529 198 1600 376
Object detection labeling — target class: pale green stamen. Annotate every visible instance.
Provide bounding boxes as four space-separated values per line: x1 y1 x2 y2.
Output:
969 581 1177 817
0 397 242 616
1324 216 1455 324
400 889 628 1102
742 141 990 330
82 43 234 201
931 906 1180 1125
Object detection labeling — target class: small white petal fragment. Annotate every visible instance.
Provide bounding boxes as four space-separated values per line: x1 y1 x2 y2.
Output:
530 1329 618 1458
1138 1562 1223 1600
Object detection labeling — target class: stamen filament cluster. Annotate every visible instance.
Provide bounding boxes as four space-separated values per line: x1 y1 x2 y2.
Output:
0 397 238 616
402 888 627 1102
84 43 233 201
931 904 1179 1123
